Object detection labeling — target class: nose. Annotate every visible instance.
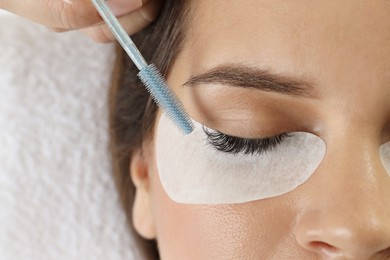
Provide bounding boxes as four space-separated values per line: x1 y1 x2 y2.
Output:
294 140 390 259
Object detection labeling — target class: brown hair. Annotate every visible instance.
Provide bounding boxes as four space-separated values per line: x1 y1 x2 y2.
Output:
109 1 192 259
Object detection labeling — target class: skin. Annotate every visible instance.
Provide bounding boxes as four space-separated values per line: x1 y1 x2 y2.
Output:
131 1 390 259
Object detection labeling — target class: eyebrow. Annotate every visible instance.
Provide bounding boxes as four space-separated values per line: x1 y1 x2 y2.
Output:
183 64 318 98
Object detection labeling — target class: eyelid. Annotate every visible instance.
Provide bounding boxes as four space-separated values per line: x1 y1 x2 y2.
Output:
202 127 291 155
201 124 290 140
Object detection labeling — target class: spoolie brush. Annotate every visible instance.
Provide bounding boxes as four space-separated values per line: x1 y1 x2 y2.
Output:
91 0 194 135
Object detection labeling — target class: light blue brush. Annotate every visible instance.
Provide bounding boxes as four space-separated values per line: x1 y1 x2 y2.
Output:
91 0 194 135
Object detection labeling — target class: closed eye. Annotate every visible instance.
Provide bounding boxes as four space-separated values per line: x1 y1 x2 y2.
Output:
203 127 290 155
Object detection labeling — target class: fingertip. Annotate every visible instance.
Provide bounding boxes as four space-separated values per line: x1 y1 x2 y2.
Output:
106 0 143 17
82 0 163 43
82 25 115 43
137 0 163 24
48 26 69 33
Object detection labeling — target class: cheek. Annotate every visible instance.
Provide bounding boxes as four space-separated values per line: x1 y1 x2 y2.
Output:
148 151 298 259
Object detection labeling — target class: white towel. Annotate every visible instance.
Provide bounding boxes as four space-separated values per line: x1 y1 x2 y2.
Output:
0 11 140 260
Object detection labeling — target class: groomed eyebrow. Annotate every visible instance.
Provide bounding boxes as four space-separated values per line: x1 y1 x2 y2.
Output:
183 64 318 98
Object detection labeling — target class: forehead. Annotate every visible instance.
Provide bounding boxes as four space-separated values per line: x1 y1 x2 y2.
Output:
183 0 390 96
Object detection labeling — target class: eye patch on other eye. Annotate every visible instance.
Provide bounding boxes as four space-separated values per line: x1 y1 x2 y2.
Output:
155 113 326 204
380 142 390 176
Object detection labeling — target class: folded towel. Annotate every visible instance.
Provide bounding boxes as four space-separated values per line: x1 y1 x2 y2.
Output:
0 11 140 260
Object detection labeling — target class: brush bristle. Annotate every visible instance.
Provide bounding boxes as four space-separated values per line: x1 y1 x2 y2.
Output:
138 64 194 135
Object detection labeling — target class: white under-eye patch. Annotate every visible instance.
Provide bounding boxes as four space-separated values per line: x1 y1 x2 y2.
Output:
380 142 390 176
156 113 326 204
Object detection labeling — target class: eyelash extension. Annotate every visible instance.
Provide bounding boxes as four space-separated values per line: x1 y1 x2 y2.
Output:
203 128 290 155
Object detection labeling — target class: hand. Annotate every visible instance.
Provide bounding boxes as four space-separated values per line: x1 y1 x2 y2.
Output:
0 0 162 42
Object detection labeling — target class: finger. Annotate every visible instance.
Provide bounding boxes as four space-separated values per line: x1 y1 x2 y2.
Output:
2 0 99 29
48 27 69 33
62 0 143 29
106 0 144 17
82 0 163 43
1 0 144 30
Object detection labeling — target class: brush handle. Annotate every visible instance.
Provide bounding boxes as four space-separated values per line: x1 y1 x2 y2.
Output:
92 0 194 135
91 0 148 70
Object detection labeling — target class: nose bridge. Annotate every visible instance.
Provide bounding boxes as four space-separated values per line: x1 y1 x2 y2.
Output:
294 129 390 257
326 135 390 226
319 133 390 226
323 131 390 205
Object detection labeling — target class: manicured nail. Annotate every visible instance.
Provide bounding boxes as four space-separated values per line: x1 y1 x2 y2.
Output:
106 0 143 17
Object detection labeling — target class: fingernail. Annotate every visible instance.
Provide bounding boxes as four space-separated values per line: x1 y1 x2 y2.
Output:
62 0 73 4
106 0 143 17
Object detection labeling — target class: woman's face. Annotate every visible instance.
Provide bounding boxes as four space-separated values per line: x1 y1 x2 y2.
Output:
132 1 390 259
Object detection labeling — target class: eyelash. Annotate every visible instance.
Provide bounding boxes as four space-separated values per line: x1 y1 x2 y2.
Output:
203 128 290 155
